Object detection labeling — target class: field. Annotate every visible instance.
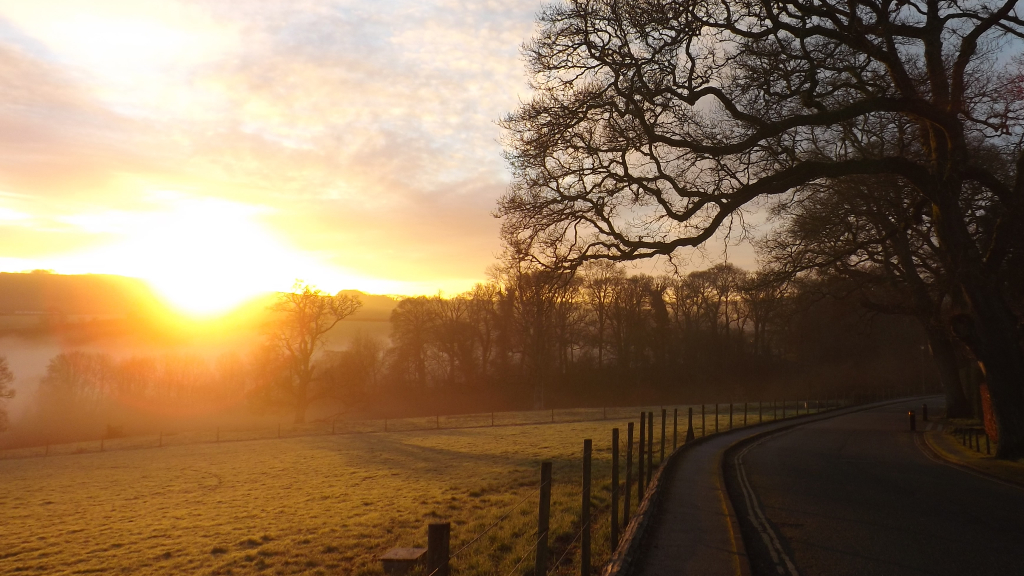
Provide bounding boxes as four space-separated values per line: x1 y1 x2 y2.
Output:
0 403 808 576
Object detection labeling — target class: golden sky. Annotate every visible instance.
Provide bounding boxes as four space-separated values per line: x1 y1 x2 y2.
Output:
0 0 542 314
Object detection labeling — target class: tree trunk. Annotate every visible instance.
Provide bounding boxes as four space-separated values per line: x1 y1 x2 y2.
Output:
925 324 971 418
958 282 1024 458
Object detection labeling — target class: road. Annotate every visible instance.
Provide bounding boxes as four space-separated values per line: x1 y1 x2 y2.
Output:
730 399 1024 576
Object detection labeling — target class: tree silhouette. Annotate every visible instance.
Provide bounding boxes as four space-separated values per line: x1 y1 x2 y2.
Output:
500 0 1024 456
0 357 14 433
266 283 362 424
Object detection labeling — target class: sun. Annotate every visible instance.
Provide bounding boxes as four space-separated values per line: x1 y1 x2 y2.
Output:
64 194 324 317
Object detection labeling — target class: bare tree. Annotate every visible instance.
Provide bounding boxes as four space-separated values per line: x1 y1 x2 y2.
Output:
0 357 14 433
266 283 362 423
500 0 1024 456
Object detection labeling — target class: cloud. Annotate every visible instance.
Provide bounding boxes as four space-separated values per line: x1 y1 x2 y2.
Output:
0 1 544 296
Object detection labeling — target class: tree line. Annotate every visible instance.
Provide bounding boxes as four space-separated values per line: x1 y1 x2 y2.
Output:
1 264 927 444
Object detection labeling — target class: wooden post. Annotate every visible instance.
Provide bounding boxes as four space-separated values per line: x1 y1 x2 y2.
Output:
686 408 695 441
782 400 787 418
582 439 592 576
646 412 654 486
714 404 719 434
729 403 733 430
426 522 450 576
536 462 552 576
922 403 928 422
611 429 620 547
624 423 634 523
660 409 666 463
672 408 678 450
758 400 762 423
744 403 748 427
773 400 777 420
701 404 705 437
986 433 991 455
551 409 555 422
638 413 646 500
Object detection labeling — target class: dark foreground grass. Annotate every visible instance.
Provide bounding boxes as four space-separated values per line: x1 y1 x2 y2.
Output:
0 403 810 576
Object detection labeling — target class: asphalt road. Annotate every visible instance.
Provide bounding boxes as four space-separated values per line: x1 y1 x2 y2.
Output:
729 399 1024 576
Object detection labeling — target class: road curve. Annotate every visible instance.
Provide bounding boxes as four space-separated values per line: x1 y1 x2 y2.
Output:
730 399 1024 576
633 404 870 576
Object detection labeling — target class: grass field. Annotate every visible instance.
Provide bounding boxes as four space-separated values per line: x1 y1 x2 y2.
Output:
0 402 817 576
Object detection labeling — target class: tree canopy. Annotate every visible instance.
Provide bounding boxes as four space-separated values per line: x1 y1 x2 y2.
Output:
500 0 1024 456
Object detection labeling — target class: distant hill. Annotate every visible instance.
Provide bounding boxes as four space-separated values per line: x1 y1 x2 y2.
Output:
0 271 163 316
0 272 399 344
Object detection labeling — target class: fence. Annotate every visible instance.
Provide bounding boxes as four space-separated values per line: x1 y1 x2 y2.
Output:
385 394 873 576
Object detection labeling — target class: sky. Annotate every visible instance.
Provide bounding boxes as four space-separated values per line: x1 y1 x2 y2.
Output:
0 0 553 314
0 0 756 316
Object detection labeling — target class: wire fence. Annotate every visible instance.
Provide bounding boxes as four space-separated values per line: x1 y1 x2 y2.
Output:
0 400 841 460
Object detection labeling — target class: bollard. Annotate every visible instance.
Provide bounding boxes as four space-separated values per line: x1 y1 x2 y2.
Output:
686 408 695 442
908 410 916 431
536 462 552 576
582 439 592 576
427 523 451 576
638 414 646 500
624 423 634 523
611 430 619 547
922 403 928 422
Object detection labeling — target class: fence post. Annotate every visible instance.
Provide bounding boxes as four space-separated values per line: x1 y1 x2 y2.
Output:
744 402 748 427
715 404 719 434
582 439 592 576
660 409 666 463
782 400 787 419
611 429 619 547
638 414 646 500
625 423 634 523
686 408 695 441
701 404 706 437
672 408 678 450
729 403 733 430
427 522 451 576
986 433 991 455
922 403 928 422
758 400 762 423
536 462 552 576
646 411 654 486
773 400 777 420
